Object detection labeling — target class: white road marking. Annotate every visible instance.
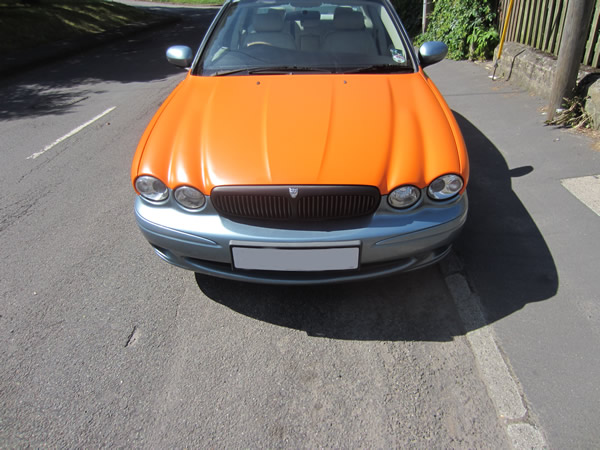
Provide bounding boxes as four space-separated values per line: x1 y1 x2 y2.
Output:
27 106 116 160
561 175 600 216
442 256 548 448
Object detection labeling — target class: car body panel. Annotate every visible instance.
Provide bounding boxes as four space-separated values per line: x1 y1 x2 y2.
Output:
130 0 470 284
134 193 467 284
132 71 468 195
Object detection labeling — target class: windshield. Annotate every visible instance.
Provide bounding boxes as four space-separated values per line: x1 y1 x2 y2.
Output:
196 0 415 76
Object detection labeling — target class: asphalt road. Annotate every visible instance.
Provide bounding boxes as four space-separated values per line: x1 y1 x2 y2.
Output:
1 3 599 448
0 7 513 448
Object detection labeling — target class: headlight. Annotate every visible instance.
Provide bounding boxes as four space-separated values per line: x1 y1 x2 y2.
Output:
388 185 421 209
174 186 206 209
135 176 168 202
428 174 463 200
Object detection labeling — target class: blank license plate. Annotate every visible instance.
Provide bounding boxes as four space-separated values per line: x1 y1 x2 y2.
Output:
231 246 359 272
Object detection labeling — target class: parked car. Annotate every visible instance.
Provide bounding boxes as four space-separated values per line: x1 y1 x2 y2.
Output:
131 0 469 284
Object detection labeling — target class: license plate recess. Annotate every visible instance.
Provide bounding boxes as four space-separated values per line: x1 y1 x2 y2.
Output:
231 241 360 272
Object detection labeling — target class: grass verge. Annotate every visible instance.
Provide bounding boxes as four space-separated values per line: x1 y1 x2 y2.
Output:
0 0 159 52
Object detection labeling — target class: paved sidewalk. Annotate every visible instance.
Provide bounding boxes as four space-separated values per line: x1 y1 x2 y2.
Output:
427 59 600 448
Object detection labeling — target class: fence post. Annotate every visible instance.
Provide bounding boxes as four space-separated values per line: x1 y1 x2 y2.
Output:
422 0 433 33
547 0 595 120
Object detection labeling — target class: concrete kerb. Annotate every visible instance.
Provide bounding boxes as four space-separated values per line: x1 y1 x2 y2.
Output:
0 14 180 79
492 41 600 130
439 253 548 448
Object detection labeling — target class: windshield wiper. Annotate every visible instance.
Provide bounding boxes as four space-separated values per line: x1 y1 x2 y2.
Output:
248 66 332 74
213 66 332 76
212 68 252 76
343 64 414 74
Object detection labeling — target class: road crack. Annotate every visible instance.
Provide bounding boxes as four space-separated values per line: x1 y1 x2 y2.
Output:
125 325 140 348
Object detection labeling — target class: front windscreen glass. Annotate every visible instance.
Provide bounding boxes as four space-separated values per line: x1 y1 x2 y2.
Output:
196 0 415 76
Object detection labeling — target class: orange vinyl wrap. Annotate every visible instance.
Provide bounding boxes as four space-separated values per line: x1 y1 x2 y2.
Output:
132 71 468 195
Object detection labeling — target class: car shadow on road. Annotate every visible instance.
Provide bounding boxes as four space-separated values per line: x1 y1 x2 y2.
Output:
196 265 467 341
452 112 558 324
194 112 558 341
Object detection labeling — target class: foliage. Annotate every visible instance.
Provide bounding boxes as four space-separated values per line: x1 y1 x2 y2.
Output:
415 0 499 60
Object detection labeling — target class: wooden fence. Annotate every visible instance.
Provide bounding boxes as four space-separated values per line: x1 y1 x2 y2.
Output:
498 0 600 68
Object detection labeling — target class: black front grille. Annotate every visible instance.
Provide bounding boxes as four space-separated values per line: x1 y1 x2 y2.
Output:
212 194 292 219
211 186 380 221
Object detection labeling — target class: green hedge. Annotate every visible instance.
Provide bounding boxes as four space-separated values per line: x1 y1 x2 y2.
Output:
415 0 499 60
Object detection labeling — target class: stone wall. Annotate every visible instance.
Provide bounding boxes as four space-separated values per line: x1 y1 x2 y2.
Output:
493 42 600 129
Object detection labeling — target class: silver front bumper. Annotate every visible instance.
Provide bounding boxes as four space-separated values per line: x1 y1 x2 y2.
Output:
134 193 468 284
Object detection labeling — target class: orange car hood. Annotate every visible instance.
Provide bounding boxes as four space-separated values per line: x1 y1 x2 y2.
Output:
132 72 468 194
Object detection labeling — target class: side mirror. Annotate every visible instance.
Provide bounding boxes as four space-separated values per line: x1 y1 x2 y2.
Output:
166 45 194 69
418 41 448 68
